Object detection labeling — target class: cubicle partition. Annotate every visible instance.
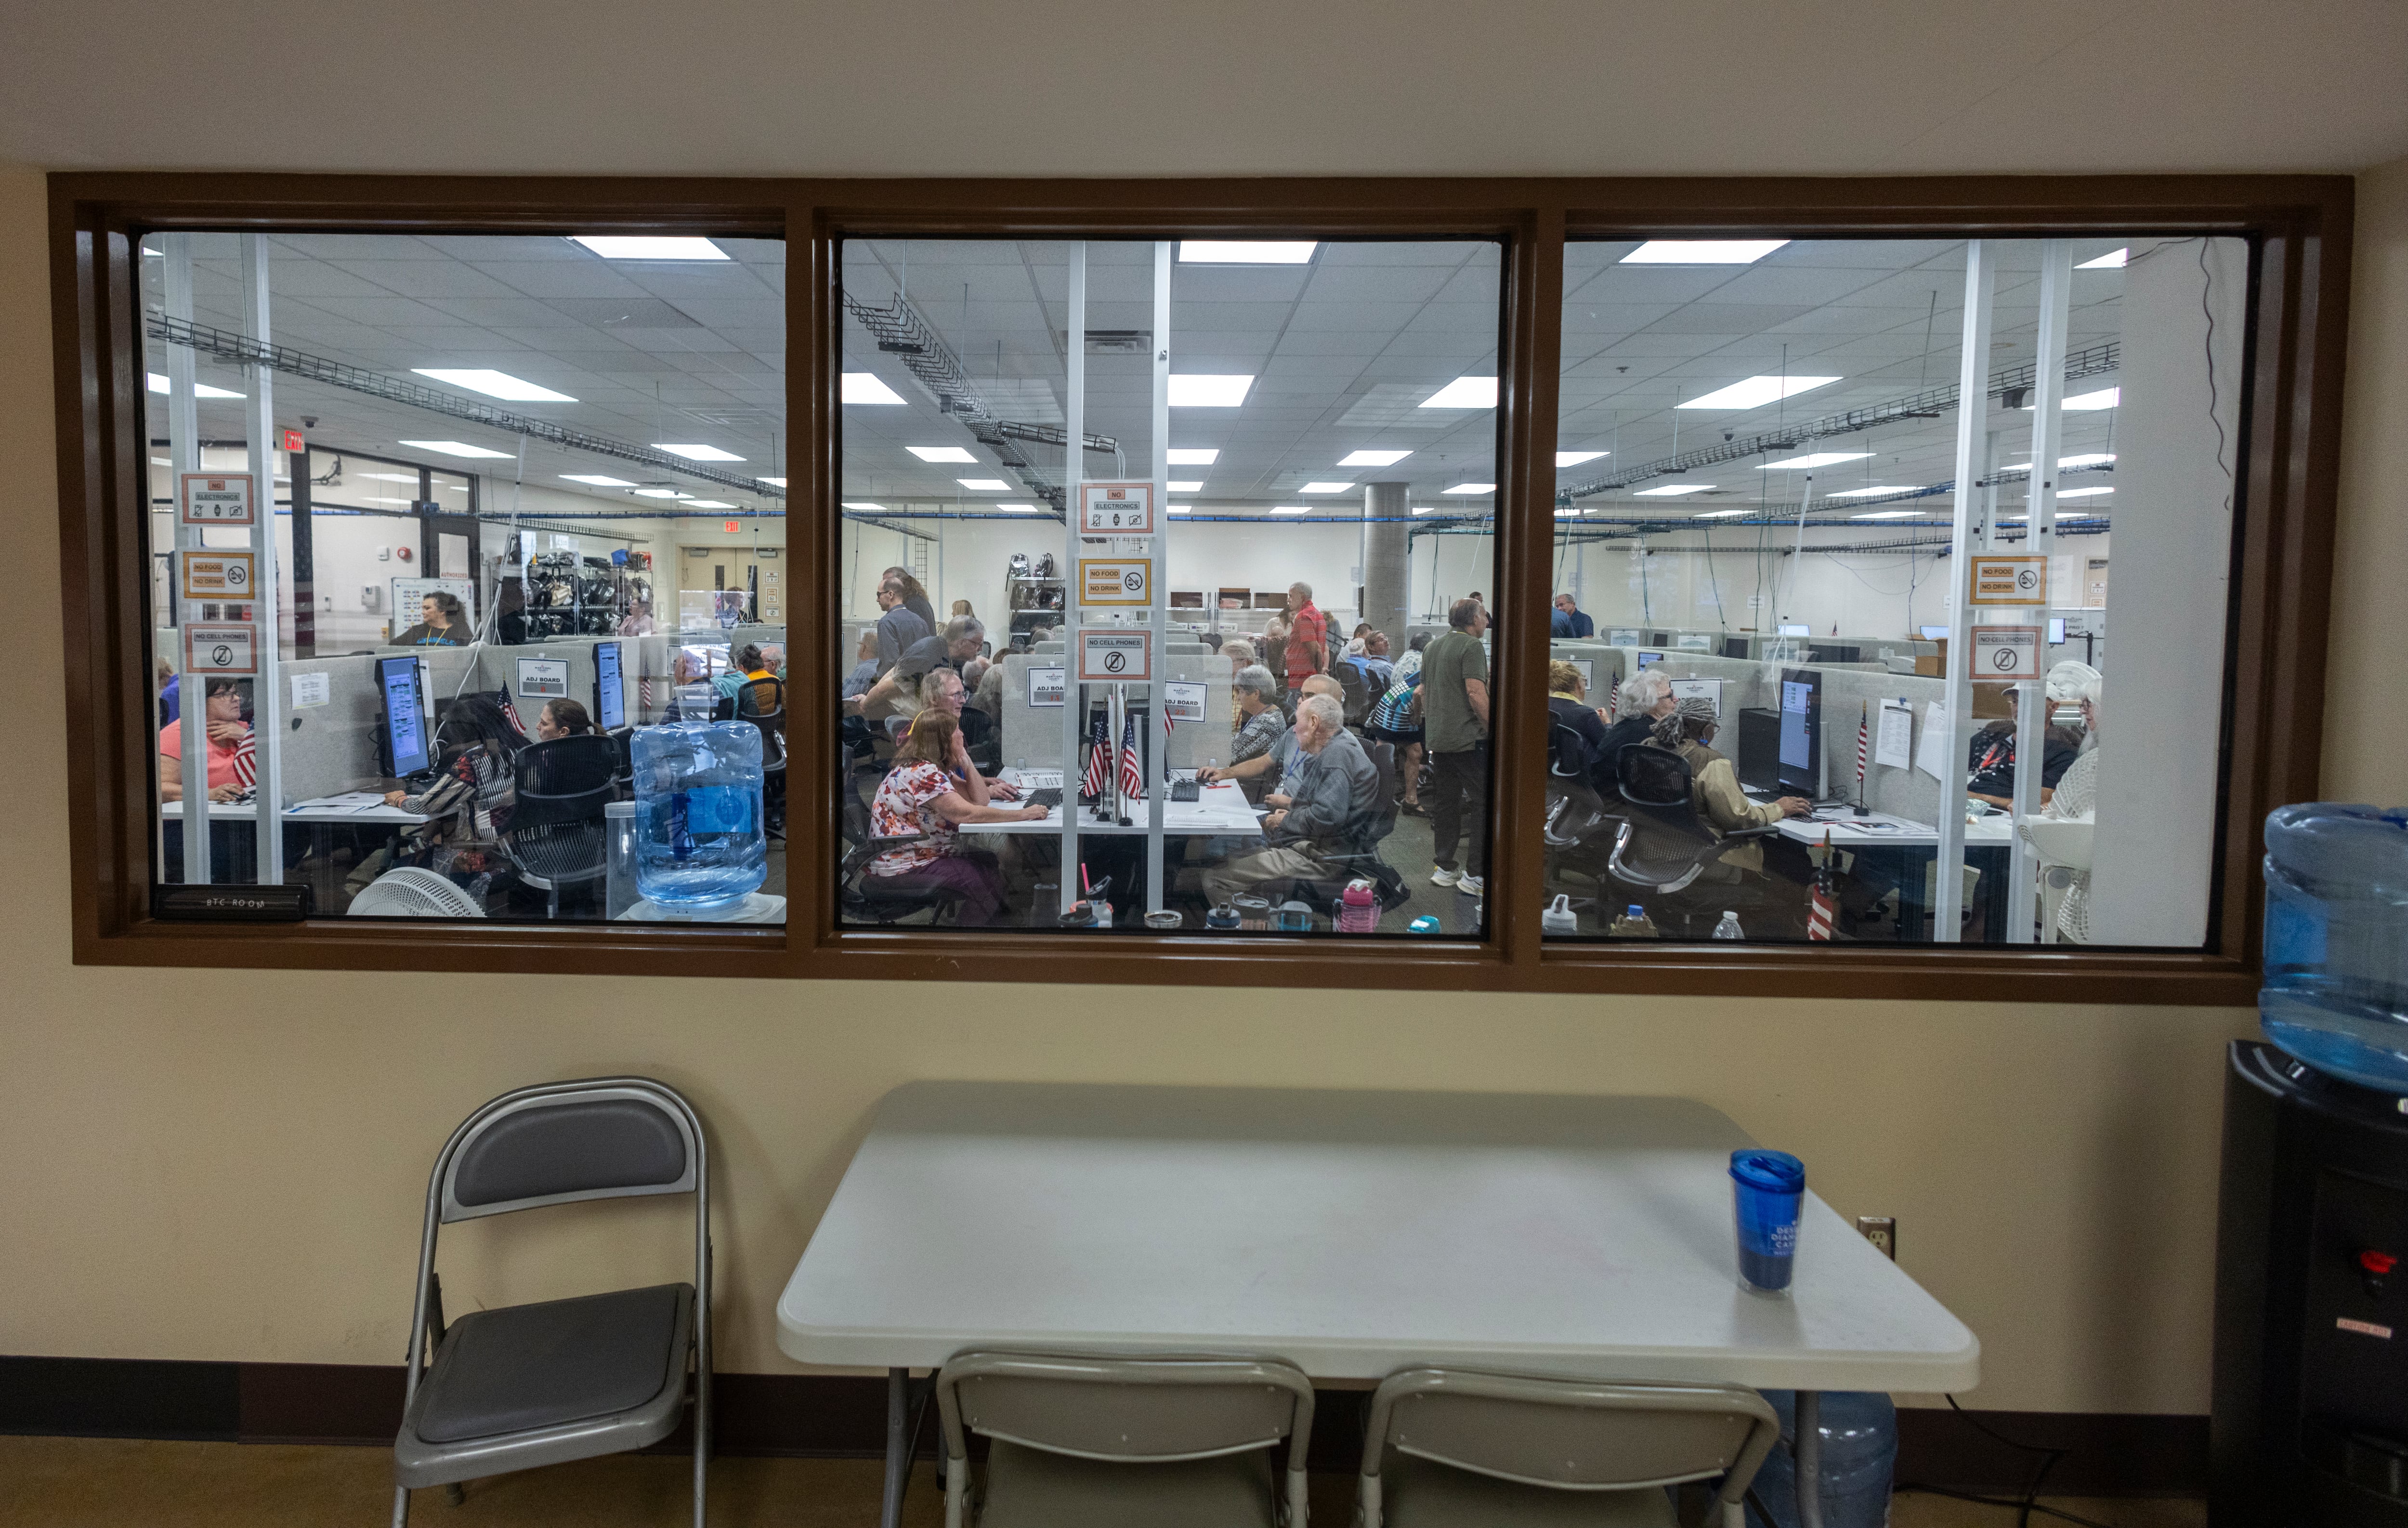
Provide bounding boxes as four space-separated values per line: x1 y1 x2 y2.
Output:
1001 648 1232 772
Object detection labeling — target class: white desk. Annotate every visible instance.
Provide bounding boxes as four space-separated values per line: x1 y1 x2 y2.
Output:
961 772 1262 837
1774 809 2013 848
159 799 429 824
778 1082 1977 1528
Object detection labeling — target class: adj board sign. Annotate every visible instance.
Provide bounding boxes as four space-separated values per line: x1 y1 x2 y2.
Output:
1079 481 1155 536
1075 628 1152 682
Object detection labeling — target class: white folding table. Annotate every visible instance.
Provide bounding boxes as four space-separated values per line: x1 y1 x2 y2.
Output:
959 770 1264 838
776 1081 1977 1528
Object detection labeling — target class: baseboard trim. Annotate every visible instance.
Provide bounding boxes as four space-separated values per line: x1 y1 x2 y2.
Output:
1 1356 2207 1494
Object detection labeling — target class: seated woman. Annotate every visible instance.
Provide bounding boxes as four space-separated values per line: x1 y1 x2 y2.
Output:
2037 666 2104 942
536 698 594 740
157 676 251 805
358 692 530 905
391 591 471 646
864 710 1047 926
715 643 775 703
1545 660 1611 782
1651 696 1808 874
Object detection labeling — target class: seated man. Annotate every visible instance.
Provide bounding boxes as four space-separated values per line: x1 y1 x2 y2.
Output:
1343 630 1396 691
1197 673 1339 804
1204 694 1379 905
847 616 985 726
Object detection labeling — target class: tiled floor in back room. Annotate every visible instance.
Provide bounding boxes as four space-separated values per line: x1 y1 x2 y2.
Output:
0 1435 2206 1528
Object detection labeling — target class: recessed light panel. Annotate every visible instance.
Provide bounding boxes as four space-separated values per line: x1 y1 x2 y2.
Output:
685 500 736 510
1759 451 1871 470
1851 510 1928 520
1828 485 1923 499
995 503 1039 513
841 501 885 511
1692 508 1752 518
1556 450 1610 467
2076 249 2129 269
1633 484 1714 497
561 474 636 487
653 443 744 461
400 440 515 459
2055 486 2115 498
1167 505 1192 514
958 478 1012 491
148 372 243 399
572 236 728 261
1621 240 1790 264
1178 241 1317 263
1169 375 1255 407
413 369 576 403
1340 449 1412 467
908 446 979 463
1300 481 1354 494
842 372 908 405
1677 376 1840 410
1166 448 1220 465
2004 453 2117 471
1168 480 1204 493
2024 387 2120 410
757 476 789 487
1269 506 1310 515
1442 483 1496 495
1419 376 1497 409
635 488 692 499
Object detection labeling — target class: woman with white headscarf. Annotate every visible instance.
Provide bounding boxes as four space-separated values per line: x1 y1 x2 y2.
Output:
2033 661 2104 941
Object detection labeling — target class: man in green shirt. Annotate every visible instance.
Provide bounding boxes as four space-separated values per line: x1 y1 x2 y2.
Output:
1420 597 1491 896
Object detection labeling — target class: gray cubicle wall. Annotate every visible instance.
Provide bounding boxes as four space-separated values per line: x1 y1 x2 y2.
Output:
276 646 483 804
484 636 606 730
1546 642 1627 707
1001 649 1231 772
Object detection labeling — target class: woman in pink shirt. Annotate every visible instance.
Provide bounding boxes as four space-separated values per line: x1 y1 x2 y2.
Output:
158 678 250 804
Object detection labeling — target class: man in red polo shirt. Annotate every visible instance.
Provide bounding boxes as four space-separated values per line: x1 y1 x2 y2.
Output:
1283 581 1327 691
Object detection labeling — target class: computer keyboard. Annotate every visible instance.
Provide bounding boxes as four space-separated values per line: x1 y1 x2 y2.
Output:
1169 780 1201 803
1022 788 1063 809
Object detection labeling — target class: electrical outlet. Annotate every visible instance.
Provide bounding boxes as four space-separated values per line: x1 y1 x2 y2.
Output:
1856 1216 1897 1260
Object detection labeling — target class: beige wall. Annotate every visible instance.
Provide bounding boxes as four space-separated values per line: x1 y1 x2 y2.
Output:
3 158 2401 1417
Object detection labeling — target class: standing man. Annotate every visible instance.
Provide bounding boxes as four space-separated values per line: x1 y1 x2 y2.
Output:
1551 593 1594 638
1421 597 1491 897
872 577 930 675
1283 582 1327 693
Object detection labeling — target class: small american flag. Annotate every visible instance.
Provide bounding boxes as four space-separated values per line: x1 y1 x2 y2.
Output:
639 675 655 716
1855 703 1870 795
1117 711 1144 800
497 686 525 736
1080 708 1111 799
1806 830 1838 940
229 729 258 790
1607 676 1621 717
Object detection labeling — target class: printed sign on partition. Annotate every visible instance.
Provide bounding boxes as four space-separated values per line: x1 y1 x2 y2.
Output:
1970 624 2042 680
1968 554 2047 606
516 659 571 698
1027 667 1065 707
1078 557 1153 607
1669 678 1724 716
179 550 256 600
183 622 258 676
179 473 255 527
1163 681 1208 723
1080 481 1155 536
1076 628 1152 683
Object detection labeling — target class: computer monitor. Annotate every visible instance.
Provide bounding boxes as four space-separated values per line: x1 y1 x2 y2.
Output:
1719 636 1749 659
1778 623 1810 637
1777 666 1823 798
2047 616 2068 644
593 640 626 730
1918 624 1949 640
376 654 432 777
1636 651 1663 669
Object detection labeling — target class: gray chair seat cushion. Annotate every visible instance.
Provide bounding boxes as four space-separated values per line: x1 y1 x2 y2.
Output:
978 1437 1277 1528
412 1283 690 1444
1379 1451 1679 1528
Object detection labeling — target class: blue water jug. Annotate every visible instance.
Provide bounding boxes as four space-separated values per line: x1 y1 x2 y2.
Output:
1750 1391 1896 1528
632 718 765 911
2260 804 2408 1093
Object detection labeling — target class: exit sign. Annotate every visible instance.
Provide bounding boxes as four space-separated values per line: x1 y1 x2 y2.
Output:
278 427 305 453
723 519 740 533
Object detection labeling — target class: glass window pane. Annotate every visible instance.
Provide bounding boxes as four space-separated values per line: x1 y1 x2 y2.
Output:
139 230 785 925
837 237 1502 934
1544 236 2243 947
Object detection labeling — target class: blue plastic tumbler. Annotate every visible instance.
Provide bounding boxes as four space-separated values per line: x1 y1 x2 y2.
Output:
1730 1149 1806 1294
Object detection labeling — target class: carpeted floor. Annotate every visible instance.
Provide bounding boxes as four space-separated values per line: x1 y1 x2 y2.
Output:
0 1436 2206 1528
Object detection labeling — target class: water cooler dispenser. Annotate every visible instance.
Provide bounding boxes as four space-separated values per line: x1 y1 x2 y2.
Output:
2213 805 2408 1525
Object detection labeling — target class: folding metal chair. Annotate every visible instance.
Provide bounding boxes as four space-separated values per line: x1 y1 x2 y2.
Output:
937 1352 1315 1528
391 1078 710 1527
1357 1369 1780 1528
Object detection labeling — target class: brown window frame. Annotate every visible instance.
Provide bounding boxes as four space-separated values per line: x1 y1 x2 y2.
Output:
49 172 2352 1003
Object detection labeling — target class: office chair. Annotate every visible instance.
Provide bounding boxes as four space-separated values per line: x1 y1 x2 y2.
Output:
838 795 967 925
1355 1369 1780 1528
1286 738 1410 917
1542 722 1624 898
733 676 786 839
1335 661 1372 730
503 734 621 917
1603 744 1780 934
391 1078 710 1528
936 1352 1315 1528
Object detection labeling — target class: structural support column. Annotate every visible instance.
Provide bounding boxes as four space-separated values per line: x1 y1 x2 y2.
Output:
1934 240 1996 941
164 233 209 883
1144 240 1170 915
1057 244 1086 916
1362 482 1410 660
2004 239 2073 942
242 234 285 880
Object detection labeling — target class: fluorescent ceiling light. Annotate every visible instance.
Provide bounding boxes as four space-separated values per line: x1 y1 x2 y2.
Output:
2004 452 2117 471
1411 506 1438 515
1167 448 1219 465
653 443 744 461
1178 241 1318 263
413 368 575 403
757 476 788 487
150 456 170 465
2055 486 2115 498
1851 510 1929 520
1169 374 1254 407
1442 483 1496 495
1634 484 1714 497
2024 386 2120 411
1556 449 1610 467
1554 508 1583 518
1419 376 1497 409
1829 485 1923 499
361 472 419 484
958 478 1011 491
684 499 736 510
363 496 416 506
1269 506 1311 515
1168 479 1204 492
840 501 885 511
634 488 693 499
1621 239 1790 265
908 445 979 463
995 503 1039 513
1167 505 1192 514
2077 248 2129 269
1692 508 1752 518
401 440 515 459
1677 375 1840 410
1299 481 1354 494
1340 449 1412 467
147 372 243 399
561 474 636 487
842 372 907 405
1760 451 1871 470
572 236 728 261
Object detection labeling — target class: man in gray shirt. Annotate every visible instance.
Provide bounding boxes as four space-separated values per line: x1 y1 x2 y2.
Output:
872 577 930 673
1204 694 1380 904
1420 596 1491 896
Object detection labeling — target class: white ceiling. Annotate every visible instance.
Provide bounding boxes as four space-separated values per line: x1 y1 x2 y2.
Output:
5 0 2405 177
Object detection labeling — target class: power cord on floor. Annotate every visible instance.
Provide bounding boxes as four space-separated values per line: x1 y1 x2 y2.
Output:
1892 1482 2120 1528
1892 1394 2092 1528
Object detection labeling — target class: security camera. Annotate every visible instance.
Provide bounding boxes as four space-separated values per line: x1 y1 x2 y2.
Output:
301 415 318 429
1723 432 1735 442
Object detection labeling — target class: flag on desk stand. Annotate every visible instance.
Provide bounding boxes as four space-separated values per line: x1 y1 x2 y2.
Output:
229 728 259 792
497 685 526 737
639 674 655 719
1080 705 1112 800
1118 711 1145 801
1806 829 1839 941
1854 701 1870 802
1607 675 1621 718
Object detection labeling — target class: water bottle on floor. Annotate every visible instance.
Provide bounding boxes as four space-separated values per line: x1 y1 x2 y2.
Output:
1714 910 1745 939
2259 804 2408 1092
1541 895 1579 934
1748 1391 1896 1528
1607 904 1658 938
1338 878 1378 932
632 717 764 912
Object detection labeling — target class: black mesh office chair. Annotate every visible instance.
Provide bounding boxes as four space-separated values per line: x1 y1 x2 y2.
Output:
1604 744 1780 934
392 1078 709 1527
733 676 786 839
503 734 620 917
1335 660 1373 730
837 794 966 925
1543 722 1623 897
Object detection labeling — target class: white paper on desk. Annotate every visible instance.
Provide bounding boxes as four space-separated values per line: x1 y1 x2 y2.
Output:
1875 699 1914 770
1914 701 1951 781
296 790 387 811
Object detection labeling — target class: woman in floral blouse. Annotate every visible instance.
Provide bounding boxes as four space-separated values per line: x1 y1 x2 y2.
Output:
866 710 1047 925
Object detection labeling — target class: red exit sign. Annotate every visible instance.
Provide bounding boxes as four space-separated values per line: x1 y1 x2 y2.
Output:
278 428 305 453
723 519 740 533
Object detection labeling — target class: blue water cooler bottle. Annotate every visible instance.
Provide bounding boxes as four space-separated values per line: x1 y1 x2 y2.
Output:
1749 1391 1897 1528
631 712 766 913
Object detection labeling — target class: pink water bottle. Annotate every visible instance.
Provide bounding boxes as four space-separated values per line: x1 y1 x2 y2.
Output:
1338 878 1378 933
